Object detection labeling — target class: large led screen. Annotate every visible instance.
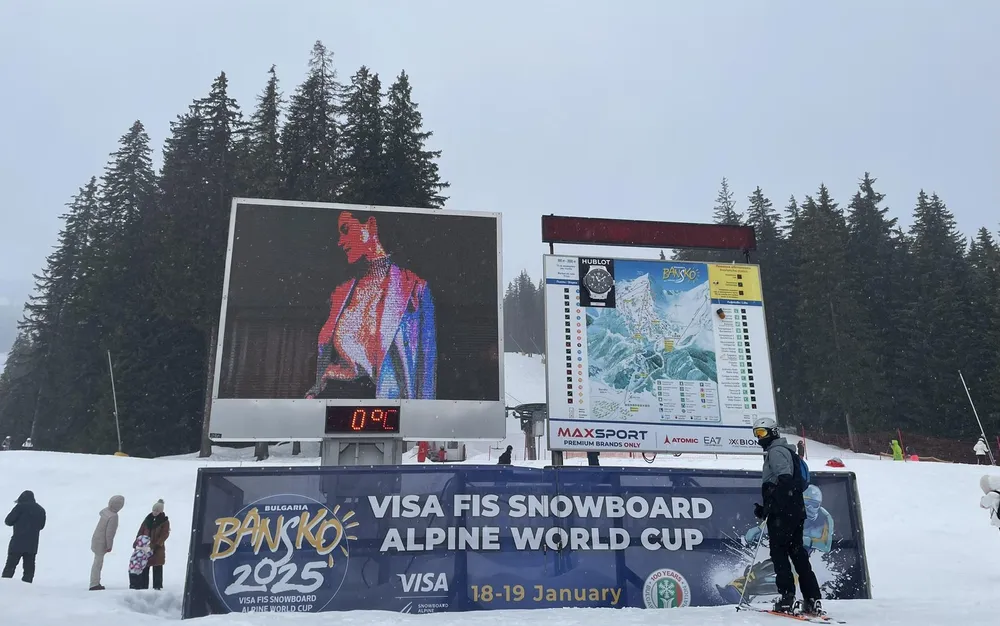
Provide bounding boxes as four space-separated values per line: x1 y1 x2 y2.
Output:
208 199 504 441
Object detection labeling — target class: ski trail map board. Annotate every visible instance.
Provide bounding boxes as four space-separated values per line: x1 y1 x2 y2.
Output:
544 256 777 455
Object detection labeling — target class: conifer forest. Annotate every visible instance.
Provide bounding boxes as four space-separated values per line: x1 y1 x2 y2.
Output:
1 42 997 457
0 42 447 456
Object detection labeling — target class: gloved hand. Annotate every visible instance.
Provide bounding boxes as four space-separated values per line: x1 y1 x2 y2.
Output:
802 535 813 549
753 502 766 519
744 525 763 544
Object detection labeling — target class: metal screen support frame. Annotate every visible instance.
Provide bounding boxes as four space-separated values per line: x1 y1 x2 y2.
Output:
320 437 404 466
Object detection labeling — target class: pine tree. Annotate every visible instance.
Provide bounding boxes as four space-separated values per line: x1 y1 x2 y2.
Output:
0 331 39 443
744 187 793 421
382 70 448 208
897 191 972 434
713 177 742 225
782 195 800 236
844 173 902 420
790 185 884 434
240 65 284 198
14 177 103 447
92 121 158 322
673 178 744 262
746 187 780 256
340 66 386 205
965 228 1000 432
282 41 344 201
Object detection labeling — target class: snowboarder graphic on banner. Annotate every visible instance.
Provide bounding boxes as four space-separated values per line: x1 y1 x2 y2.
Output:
974 436 990 465
719 484 834 604
750 417 823 617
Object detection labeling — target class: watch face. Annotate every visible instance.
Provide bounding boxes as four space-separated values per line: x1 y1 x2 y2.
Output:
584 267 613 294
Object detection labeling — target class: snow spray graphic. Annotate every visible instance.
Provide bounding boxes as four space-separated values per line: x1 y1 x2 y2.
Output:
713 480 867 605
209 494 358 613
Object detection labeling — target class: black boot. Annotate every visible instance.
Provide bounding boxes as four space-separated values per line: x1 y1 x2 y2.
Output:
773 594 797 614
804 598 825 616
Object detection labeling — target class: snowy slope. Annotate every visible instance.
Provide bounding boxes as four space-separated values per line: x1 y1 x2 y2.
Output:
0 353 997 624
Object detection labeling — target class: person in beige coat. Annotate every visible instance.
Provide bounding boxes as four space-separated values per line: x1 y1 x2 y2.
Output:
90 495 124 590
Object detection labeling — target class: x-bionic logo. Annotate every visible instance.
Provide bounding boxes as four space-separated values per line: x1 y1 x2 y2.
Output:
557 427 649 440
729 438 758 448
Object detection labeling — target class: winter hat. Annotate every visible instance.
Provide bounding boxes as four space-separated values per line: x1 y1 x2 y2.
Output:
152 498 164 514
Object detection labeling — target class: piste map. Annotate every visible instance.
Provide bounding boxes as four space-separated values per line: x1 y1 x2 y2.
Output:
585 260 717 422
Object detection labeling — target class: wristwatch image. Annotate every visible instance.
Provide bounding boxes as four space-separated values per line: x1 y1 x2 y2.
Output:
582 264 614 302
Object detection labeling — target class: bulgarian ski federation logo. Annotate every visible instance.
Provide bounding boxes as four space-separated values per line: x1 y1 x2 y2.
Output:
209 493 359 613
642 568 692 608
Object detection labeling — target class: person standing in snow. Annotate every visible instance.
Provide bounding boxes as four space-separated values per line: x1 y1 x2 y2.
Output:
90 495 125 590
751 417 823 616
498 445 513 465
974 436 990 465
2 490 46 583
980 475 1000 530
130 499 169 590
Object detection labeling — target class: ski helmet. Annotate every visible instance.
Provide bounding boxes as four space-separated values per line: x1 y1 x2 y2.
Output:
752 416 778 441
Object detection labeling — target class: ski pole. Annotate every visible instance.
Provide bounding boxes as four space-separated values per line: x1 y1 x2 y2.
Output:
735 517 767 612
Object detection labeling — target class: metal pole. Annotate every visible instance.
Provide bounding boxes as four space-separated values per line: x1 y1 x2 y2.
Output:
828 296 856 451
107 350 122 453
959 370 995 465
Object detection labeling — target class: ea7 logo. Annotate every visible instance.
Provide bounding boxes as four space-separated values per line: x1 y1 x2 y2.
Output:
557 427 648 440
398 573 448 594
703 437 722 446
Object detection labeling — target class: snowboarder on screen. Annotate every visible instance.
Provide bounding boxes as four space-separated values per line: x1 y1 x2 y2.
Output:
751 417 823 616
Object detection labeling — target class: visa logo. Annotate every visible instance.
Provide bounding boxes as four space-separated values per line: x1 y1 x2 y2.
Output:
398 572 449 593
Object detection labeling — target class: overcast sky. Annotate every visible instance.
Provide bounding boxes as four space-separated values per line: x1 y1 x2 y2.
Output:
1 0 998 298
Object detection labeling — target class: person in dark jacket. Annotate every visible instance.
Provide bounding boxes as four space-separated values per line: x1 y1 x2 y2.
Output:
2 490 46 583
130 499 170 590
751 417 822 616
498 445 513 465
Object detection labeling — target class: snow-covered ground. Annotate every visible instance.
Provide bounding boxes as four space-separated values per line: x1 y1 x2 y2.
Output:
1 353 997 624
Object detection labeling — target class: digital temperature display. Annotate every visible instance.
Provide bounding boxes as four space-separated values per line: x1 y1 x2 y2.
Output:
324 406 401 434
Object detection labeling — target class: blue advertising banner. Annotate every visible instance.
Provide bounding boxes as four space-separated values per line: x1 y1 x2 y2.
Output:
181 466 870 618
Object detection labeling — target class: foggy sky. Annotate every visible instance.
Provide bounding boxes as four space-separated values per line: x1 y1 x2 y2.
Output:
1 0 998 352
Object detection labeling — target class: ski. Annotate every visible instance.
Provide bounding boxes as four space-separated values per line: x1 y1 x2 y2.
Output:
736 604 846 624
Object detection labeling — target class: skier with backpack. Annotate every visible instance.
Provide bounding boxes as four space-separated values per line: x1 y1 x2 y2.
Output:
751 417 823 617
